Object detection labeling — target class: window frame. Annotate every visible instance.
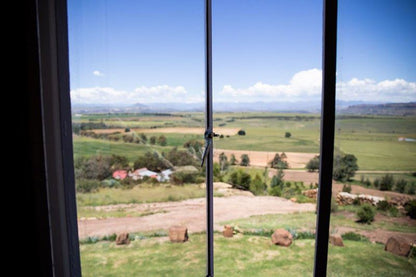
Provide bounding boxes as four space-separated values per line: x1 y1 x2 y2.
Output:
35 0 338 276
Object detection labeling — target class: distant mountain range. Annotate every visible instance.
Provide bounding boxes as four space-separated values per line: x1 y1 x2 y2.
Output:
339 102 416 116
71 101 415 115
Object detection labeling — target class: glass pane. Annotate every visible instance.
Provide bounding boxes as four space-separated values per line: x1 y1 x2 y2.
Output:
67 0 206 275
329 1 416 276
212 1 322 275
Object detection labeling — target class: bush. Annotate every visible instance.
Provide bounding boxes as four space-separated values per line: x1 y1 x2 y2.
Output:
74 155 112 180
284 132 291 138
404 200 416 219
76 179 100 193
356 204 376 224
379 174 394 191
249 174 267 195
269 186 282 197
394 178 407 193
388 206 399 217
228 169 251 190
240 154 250 166
270 169 284 189
341 232 369 242
306 155 320 172
270 153 289 169
170 171 199 185
408 182 416 195
237 129 246 136
376 200 390 211
342 184 352 193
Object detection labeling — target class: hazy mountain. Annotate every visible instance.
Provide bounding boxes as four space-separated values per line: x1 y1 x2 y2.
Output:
339 102 416 116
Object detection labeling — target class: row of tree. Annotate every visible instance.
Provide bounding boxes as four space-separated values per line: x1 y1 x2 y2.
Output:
305 154 359 182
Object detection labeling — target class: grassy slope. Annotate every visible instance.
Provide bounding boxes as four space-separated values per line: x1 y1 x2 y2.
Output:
80 234 416 276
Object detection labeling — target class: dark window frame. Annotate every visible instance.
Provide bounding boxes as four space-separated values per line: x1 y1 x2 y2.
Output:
31 0 338 276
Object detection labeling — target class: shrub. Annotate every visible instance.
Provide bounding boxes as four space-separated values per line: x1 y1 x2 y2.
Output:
124 127 130 132
228 169 251 190
379 174 394 191
165 147 198 167
284 132 291 138
237 129 246 136
376 200 390 211
149 136 157 145
404 200 416 219
270 169 284 189
388 206 399 217
356 204 376 224
394 178 407 193
76 179 100 193
269 186 282 197
270 153 289 169
157 135 167 146
342 184 352 193
408 182 416 195
240 154 250 166
342 232 369 242
373 178 380 189
249 174 267 195
230 154 237 165
306 155 320 172
74 155 112 180
170 171 198 185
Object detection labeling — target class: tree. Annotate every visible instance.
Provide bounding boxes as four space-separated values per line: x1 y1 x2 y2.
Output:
157 135 167 146
165 147 197 166
333 154 358 181
270 153 289 169
379 174 394 191
150 136 157 145
74 155 112 180
270 169 284 189
219 152 229 171
109 154 129 170
140 133 147 143
285 132 291 138
183 139 204 158
230 154 237 165
240 154 250 166
306 155 320 172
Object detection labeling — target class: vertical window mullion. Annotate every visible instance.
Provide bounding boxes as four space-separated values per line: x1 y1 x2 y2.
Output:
204 0 214 276
314 0 338 276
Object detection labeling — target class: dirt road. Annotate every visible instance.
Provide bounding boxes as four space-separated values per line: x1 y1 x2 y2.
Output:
78 195 315 239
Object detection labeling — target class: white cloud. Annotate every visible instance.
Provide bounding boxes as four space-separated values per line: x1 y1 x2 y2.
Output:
70 85 203 105
217 69 416 103
93 70 104 77
70 69 416 105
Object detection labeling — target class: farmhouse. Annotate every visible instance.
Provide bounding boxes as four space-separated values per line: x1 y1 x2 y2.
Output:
129 167 158 180
112 170 127 180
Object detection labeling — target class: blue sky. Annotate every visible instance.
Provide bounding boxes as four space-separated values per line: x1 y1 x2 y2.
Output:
68 0 416 105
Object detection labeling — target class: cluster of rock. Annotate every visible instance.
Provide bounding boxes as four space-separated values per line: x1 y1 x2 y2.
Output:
336 192 384 206
384 236 414 257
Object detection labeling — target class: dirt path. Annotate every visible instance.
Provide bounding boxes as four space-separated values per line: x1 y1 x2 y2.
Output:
77 195 315 239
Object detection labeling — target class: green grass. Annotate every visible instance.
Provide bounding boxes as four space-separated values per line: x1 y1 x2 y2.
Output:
79 233 416 276
73 113 416 171
221 211 416 234
76 184 209 207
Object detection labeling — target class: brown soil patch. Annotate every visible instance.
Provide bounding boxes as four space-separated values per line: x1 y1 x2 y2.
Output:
214 149 317 169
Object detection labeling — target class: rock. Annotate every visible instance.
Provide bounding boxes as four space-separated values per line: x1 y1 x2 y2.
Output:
303 189 318 199
290 197 297 202
169 225 188 243
384 236 411 257
271 229 293 247
222 225 234 238
115 232 130 245
336 192 384 206
329 234 344 247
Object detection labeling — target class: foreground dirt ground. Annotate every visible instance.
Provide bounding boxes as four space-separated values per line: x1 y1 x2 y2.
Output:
78 195 315 239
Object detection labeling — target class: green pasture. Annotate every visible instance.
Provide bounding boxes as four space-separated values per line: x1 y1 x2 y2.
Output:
79 233 415 277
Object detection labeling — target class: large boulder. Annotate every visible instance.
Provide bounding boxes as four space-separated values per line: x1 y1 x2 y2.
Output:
222 225 234 238
303 189 318 199
271 229 293 247
384 236 411 257
329 234 344 247
336 192 384 206
115 232 130 245
169 225 189 243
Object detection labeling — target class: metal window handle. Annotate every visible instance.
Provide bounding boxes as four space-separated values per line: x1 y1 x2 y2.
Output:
200 130 219 167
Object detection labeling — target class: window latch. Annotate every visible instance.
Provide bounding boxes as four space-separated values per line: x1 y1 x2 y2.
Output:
200 130 219 167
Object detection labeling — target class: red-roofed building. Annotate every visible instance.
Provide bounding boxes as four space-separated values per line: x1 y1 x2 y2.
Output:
113 170 127 180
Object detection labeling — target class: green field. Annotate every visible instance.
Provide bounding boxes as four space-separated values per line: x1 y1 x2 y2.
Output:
72 113 416 171
79 233 415 276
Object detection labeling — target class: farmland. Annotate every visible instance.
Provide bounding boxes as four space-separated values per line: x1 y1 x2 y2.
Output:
72 112 416 276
